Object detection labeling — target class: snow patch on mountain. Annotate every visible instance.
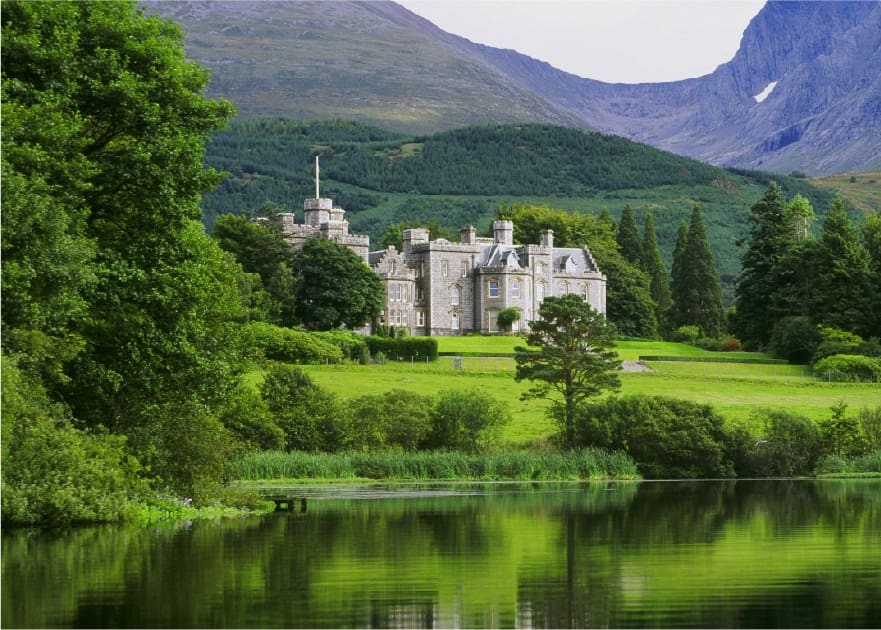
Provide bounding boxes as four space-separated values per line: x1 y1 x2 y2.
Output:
753 81 778 103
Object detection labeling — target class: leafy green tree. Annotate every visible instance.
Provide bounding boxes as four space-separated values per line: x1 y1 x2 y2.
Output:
348 390 433 451
734 182 790 348
616 205 643 267
515 294 621 448
642 212 672 334
671 207 725 337
2 0 243 502
212 214 298 326
496 307 522 334
813 197 874 337
293 238 385 330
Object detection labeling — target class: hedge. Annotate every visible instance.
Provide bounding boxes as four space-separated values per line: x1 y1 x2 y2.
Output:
365 336 438 361
240 322 343 364
813 354 881 382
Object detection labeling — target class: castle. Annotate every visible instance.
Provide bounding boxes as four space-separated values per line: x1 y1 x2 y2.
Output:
277 158 606 336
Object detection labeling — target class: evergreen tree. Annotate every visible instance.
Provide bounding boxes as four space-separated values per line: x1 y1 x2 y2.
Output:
616 205 643 267
672 207 725 337
813 196 873 337
670 220 690 330
861 212 881 338
642 212 672 335
734 182 790 348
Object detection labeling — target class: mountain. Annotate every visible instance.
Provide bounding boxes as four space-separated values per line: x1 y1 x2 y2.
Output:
147 1 881 175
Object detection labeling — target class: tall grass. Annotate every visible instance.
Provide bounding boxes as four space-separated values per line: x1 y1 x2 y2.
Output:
227 448 640 482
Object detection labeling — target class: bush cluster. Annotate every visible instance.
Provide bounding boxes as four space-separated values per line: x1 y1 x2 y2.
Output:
250 364 509 455
813 354 881 382
240 322 343 364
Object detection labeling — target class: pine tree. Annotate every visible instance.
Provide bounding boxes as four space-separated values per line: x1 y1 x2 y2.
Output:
734 182 789 348
813 196 873 337
670 219 689 331
642 212 672 335
616 204 642 267
672 207 725 337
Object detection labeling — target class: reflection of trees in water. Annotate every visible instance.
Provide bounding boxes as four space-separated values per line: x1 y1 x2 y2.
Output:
3 481 879 628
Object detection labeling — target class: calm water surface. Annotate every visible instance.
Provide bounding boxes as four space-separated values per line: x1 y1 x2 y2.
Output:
3 480 880 628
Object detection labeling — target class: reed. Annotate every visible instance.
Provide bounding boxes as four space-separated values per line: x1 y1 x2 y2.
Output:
227 448 641 482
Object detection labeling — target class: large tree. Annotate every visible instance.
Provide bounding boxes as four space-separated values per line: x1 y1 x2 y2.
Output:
2 0 241 500
671 207 725 337
733 182 790 348
642 212 672 335
515 294 621 448
293 238 385 331
616 204 643 267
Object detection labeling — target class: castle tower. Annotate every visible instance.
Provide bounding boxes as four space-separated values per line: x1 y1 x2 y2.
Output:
304 155 333 226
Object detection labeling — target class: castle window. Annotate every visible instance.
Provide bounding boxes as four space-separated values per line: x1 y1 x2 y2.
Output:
537 262 546 274
442 260 450 277
450 285 460 306
488 279 500 298
461 261 469 277
580 283 589 300
536 281 545 301
511 279 520 299
560 281 569 295
416 311 425 327
402 310 408 326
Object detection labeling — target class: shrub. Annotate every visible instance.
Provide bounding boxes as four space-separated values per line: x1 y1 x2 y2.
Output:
671 325 700 344
769 316 819 364
1 357 145 525
496 307 521 334
260 364 347 452
347 389 432 451
815 449 881 475
813 326 863 363
571 395 735 479
218 382 285 452
813 354 881 382
749 408 820 476
425 388 510 453
240 322 343 364
695 334 742 352
312 330 368 361
858 406 881 450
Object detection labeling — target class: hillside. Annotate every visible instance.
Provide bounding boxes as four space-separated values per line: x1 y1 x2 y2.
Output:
202 119 844 305
811 171 881 213
148 1 881 176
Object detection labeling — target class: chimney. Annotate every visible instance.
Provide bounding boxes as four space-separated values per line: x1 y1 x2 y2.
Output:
540 229 554 248
493 220 513 245
460 225 476 245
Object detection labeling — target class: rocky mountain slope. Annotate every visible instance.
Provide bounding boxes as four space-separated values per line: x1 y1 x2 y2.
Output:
148 1 881 176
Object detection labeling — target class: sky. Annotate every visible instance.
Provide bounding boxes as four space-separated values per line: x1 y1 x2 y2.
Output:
396 0 767 84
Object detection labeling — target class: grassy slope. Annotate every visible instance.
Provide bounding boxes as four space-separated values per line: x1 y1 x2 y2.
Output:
811 170 881 213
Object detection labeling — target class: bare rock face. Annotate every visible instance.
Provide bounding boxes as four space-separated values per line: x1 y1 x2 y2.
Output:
148 0 881 176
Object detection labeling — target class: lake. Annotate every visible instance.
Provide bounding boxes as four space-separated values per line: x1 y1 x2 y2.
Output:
3 480 880 628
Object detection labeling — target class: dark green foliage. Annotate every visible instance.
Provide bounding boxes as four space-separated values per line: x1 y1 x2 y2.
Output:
812 197 874 337
769 316 819 364
671 206 725 336
240 322 344 364
734 182 790 348
347 390 433 452
616 205 643 266
496 307 522 334
862 213 881 338
1 357 145 525
293 238 385 331
857 406 881 451
425 389 511 453
749 409 820 476
364 336 439 361
642 212 672 334
260 364 346 452
813 354 881 382
211 213 298 326
515 294 621 448
813 326 863 362
571 395 736 478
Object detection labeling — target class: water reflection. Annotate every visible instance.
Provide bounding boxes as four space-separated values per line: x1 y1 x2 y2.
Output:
3 481 880 628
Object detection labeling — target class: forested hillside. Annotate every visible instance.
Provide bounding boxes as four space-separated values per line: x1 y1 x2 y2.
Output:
202 119 842 303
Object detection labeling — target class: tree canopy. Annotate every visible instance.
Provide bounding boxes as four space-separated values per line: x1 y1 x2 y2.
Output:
515 294 621 448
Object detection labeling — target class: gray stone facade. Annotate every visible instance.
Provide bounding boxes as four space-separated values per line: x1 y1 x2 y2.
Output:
279 178 606 336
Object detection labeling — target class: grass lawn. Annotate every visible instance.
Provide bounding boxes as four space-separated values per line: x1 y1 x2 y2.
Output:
291 357 880 446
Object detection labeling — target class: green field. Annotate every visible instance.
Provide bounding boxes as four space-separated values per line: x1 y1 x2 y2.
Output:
280 338 879 445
